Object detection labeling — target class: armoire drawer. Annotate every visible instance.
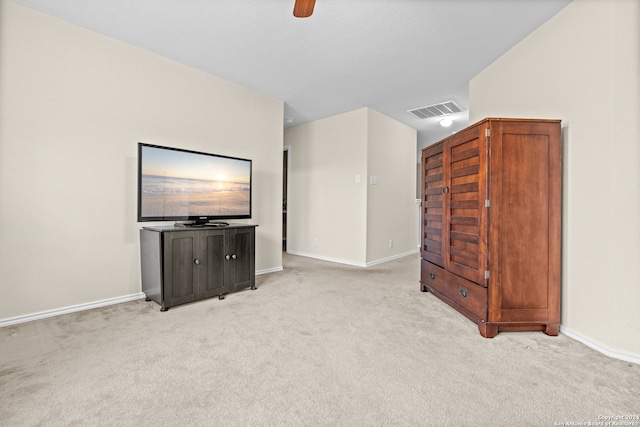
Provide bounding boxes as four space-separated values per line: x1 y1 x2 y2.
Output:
421 260 487 321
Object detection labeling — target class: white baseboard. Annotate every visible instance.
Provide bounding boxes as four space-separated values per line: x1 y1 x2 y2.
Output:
1 267 282 328
286 249 418 268
366 249 419 267
257 266 283 275
0 292 146 328
286 250 368 267
560 326 640 365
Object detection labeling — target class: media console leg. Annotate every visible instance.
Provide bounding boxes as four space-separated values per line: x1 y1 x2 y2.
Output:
145 297 151 302
219 294 226 300
251 285 257 290
160 307 169 312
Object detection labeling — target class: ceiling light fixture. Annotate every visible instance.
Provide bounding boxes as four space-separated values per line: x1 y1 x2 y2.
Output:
440 118 453 127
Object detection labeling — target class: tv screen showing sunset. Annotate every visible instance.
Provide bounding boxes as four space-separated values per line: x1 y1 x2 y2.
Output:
139 144 251 219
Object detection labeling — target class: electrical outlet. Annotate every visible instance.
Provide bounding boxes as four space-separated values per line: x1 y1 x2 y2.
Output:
389 239 394 249
313 239 319 247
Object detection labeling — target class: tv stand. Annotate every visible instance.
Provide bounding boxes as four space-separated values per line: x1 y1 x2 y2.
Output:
140 224 256 311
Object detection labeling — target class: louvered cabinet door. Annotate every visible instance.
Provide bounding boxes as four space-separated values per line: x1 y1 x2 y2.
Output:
443 125 489 286
421 142 445 267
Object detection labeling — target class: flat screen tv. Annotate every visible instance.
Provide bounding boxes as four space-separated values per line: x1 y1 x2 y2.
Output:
137 143 252 224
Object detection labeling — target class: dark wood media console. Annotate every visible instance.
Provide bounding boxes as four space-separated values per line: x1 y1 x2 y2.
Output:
140 224 256 311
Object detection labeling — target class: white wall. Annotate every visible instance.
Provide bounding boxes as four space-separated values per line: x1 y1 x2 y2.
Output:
284 107 417 266
0 1 284 321
366 109 419 263
285 109 369 265
469 0 640 360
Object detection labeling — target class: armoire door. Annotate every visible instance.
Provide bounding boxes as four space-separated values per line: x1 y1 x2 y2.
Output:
421 142 445 267
443 124 489 286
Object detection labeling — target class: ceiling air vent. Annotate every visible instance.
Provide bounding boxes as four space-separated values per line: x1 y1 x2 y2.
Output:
407 100 464 119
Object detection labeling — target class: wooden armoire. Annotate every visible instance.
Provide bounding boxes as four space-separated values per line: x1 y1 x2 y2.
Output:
420 118 561 338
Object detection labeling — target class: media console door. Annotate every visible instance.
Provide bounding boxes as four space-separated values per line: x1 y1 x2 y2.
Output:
140 225 256 311
224 227 256 292
163 230 200 308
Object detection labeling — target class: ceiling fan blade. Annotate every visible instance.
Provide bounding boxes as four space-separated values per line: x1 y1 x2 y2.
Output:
293 0 316 18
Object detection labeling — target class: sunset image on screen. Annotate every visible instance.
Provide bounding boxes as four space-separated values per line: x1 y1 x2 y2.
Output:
140 145 251 218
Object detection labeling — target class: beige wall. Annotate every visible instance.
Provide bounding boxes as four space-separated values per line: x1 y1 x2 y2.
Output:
285 109 369 265
469 0 640 360
284 107 417 266
366 109 420 262
0 2 284 321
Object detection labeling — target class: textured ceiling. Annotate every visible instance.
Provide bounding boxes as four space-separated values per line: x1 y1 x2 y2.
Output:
12 0 572 149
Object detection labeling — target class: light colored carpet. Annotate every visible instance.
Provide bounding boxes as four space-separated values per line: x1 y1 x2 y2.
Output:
1 253 638 426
